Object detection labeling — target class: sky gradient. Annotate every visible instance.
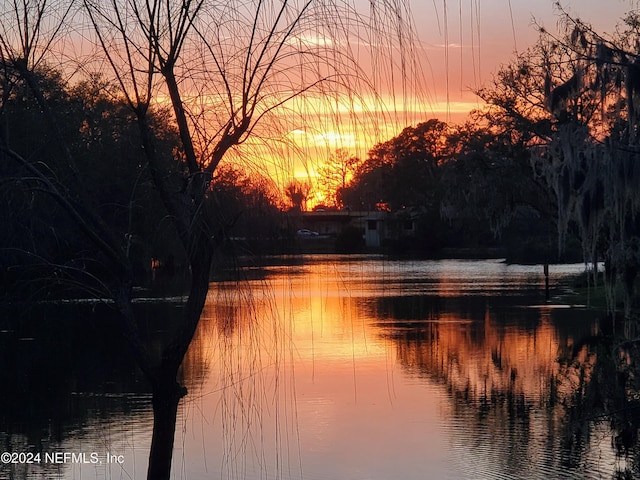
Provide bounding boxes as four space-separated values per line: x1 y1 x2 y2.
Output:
287 0 638 199
414 0 635 121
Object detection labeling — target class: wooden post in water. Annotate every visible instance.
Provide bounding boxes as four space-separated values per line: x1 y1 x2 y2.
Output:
544 263 550 300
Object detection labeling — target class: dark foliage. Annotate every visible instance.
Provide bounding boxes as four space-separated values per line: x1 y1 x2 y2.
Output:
0 68 181 298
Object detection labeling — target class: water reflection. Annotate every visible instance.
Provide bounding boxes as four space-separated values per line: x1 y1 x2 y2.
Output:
177 257 622 480
2 257 639 479
369 294 603 478
0 304 154 479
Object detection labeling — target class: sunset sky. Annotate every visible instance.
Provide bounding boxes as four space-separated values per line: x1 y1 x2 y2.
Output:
410 0 633 121
42 0 633 190
281 0 635 189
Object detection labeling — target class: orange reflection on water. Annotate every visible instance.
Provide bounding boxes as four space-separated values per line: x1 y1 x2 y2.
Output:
177 258 605 479
383 308 562 406
184 258 590 419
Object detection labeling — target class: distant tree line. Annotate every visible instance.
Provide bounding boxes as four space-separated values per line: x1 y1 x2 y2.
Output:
0 66 298 296
316 118 563 261
2 65 581 294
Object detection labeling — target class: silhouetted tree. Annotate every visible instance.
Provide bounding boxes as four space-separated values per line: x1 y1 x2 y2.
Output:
284 179 312 212
341 119 454 212
440 121 556 243
317 149 361 209
478 8 640 315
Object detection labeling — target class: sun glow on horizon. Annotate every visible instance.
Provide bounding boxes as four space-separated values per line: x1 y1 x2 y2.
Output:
199 91 482 206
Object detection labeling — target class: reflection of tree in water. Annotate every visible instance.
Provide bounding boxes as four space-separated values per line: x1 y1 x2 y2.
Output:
0 302 212 479
366 294 640 478
0 282 278 479
181 282 295 480
0 304 150 479
182 291 253 387
381 315 562 474
0 283 290 479
557 320 640 479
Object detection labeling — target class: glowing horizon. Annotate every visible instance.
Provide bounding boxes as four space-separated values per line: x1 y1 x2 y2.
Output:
278 0 635 197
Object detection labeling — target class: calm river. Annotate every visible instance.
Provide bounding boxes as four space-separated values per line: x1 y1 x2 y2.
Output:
1 256 633 479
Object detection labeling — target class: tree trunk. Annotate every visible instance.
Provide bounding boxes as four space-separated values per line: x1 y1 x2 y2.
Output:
146 228 214 479
147 378 187 480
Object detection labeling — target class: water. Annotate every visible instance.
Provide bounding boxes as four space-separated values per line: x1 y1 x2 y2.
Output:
1 256 632 479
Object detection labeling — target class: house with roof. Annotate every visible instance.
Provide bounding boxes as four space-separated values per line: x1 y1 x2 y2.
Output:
299 209 417 248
